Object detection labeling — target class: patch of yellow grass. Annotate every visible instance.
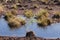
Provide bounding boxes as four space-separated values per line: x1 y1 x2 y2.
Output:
39 0 49 4
4 11 25 28
32 3 39 8
36 8 49 18
24 9 34 18
0 4 4 12
36 9 51 26
54 11 60 16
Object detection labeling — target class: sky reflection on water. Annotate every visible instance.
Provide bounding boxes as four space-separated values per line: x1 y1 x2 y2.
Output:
0 17 60 38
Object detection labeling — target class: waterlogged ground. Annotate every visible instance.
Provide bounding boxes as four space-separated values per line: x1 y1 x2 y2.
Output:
0 16 60 38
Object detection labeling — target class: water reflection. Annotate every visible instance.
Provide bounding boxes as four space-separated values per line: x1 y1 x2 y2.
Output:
34 23 60 38
0 18 26 37
0 17 60 38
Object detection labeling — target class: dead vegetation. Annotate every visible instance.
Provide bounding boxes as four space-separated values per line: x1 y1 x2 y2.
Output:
4 10 25 28
52 11 60 23
24 9 34 18
35 9 51 26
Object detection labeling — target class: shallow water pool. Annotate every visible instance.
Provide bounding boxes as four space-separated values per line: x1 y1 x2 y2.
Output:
0 17 60 38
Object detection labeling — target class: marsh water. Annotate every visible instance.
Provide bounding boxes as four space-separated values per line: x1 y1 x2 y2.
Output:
0 16 60 38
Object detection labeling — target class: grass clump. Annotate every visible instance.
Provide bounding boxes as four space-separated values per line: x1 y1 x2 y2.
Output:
35 9 49 19
4 11 25 29
52 11 60 19
52 11 60 23
31 4 39 9
37 17 51 27
0 4 4 17
38 0 49 4
24 9 34 18
35 9 51 27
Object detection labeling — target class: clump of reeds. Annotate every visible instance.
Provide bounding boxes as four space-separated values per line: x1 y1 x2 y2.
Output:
0 4 4 17
4 10 25 28
52 11 60 23
38 0 50 4
24 9 34 18
35 9 51 27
